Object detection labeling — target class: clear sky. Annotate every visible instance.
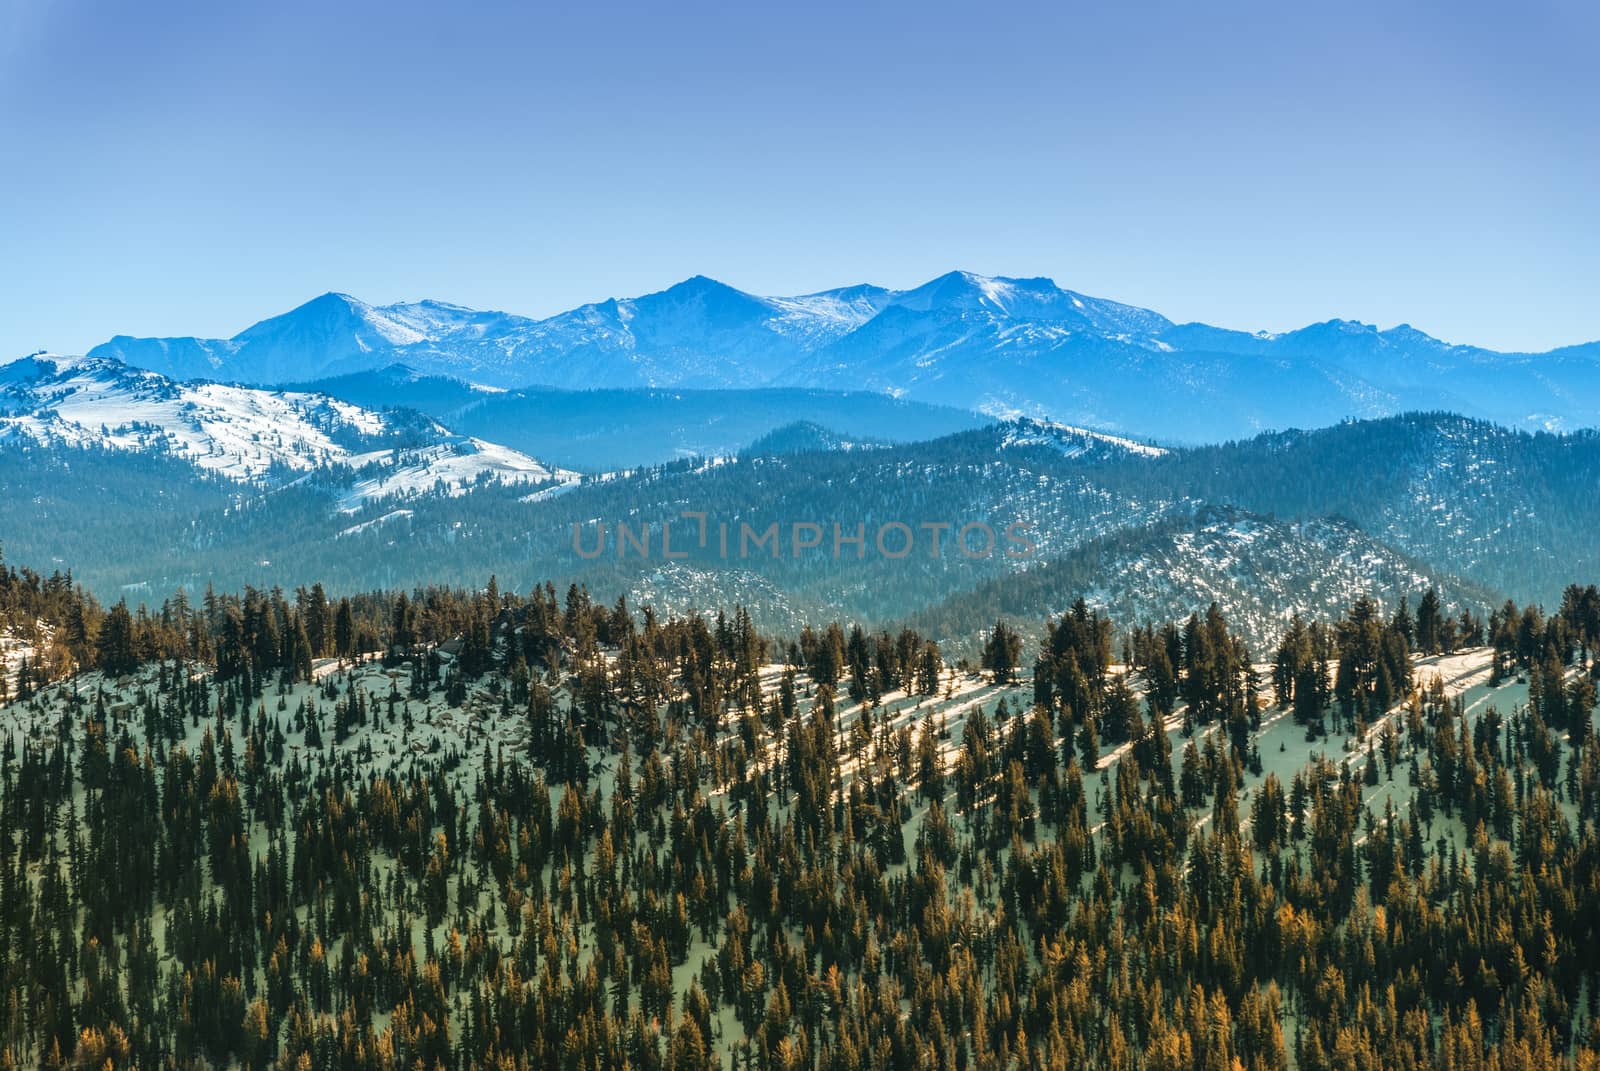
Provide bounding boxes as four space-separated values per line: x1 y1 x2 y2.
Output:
2 0 1595 356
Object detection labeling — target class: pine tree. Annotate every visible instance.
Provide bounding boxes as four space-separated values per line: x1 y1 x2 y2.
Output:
97 601 138 676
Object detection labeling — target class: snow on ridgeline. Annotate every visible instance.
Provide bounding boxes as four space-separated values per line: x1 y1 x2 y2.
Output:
0 353 380 478
0 352 577 506
335 438 575 512
997 416 1168 459
337 509 414 538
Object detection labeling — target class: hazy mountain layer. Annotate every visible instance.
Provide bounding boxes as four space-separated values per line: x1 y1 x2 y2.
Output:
82 272 1600 442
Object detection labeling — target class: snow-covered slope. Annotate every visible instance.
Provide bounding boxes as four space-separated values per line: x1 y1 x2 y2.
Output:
0 352 575 504
0 353 390 478
992 417 1168 459
335 437 572 512
884 270 1170 337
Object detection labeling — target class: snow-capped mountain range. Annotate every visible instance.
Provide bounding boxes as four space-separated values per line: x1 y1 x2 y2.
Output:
0 353 574 507
89 280 889 389
83 271 1600 442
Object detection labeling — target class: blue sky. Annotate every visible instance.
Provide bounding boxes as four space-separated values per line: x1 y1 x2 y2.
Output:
2 0 1595 356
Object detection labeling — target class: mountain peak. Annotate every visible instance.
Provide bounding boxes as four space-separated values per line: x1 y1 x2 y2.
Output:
633 275 774 322
806 283 887 301
0 351 96 384
236 292 374 339
883 271 1171 339
1305 317 1377 335
892 270 1034 313
3 350 75 369
274 291 371 322
662 274 742 297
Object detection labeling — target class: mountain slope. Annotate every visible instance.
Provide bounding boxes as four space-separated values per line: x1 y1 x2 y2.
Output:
1087 412 1600 603
0 353 573 503
906 506 1498 651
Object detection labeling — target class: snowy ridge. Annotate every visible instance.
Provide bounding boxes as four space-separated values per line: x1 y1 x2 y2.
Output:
0 352 576 505
997 417 1168 458
0 353 383 478
337 438 574 512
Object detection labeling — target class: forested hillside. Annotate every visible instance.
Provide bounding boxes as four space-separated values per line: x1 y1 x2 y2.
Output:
11 412 1575 644
906 507 1502 652
1093 413 1600 601
2 563 1600 1069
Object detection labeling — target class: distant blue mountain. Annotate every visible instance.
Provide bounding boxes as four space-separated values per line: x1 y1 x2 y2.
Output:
85 272 1600 442
287 365 991 471
740 421 889 457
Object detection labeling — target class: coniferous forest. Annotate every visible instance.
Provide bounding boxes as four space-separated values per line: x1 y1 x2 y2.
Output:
2 557 1600 1070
